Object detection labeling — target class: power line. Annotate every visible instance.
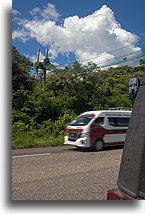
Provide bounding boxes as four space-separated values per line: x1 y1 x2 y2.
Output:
63 36 143 65
65 49 143 70
43 28 143 68
63 30 144 68
97 54 143 68
51 54 143 72
78 42 140 63
46 30 143 67
91 49 143 66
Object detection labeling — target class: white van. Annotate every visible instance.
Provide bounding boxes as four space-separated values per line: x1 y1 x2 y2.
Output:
64 109 132 150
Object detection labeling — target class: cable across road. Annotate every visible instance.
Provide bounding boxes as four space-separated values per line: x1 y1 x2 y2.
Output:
63 36 143 65
77 42 141 63
83 49 143 67
51 54 143 72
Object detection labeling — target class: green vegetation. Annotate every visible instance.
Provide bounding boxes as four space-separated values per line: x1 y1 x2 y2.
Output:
12 46 144 149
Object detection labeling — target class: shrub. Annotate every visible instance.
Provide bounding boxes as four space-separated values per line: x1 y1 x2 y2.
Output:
12 112 76 149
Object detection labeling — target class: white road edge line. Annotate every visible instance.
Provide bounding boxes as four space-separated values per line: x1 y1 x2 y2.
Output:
12 152 51 158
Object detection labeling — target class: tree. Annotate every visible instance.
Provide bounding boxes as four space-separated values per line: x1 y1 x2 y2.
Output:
139 59 144 66
12 46 35 121
34 57 51 84
12 46 34 91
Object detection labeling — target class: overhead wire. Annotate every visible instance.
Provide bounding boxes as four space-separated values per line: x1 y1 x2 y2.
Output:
51 48 143 72
97 54 143 69
51 54 143 72
88 49 143 67
48 28 143 67
47 30 143 70
64 38 143 65
77 42 140 63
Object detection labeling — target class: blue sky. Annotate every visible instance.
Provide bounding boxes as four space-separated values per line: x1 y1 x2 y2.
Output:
12 0 144 69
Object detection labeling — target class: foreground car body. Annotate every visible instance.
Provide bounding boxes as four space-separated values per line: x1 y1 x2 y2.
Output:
107 77 144 200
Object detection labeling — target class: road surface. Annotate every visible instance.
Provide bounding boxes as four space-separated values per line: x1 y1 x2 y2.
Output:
12 145 123 200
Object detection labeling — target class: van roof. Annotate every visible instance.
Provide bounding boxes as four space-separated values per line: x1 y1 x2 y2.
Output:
80 110 132 116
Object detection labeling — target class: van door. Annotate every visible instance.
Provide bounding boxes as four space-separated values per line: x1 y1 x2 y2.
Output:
90 117 105 147
104 117 130 145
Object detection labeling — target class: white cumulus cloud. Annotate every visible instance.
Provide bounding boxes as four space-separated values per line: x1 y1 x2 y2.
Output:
12 5 142 67
12 30 29 42
12 9 21 16
29 3 60 21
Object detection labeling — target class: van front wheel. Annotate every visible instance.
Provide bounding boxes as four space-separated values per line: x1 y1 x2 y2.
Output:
94 139 104 151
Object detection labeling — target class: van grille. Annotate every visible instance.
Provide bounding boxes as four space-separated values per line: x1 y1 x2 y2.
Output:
68 132 81 141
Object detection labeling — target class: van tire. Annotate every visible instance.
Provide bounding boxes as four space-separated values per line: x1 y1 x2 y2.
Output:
94 139 104 151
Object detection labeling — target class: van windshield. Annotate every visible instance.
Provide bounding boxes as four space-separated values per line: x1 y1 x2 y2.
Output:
70 115 94 126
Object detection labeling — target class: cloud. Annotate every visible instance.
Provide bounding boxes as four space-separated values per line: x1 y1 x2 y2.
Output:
31 52 45 62
12 5 142 67
12 9 21 16
29 3 60 21
12 30 29 42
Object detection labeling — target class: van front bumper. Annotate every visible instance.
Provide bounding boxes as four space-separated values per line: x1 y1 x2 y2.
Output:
64 136 90 147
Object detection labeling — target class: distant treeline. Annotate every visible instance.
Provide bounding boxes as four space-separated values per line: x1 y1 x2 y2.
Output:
12 46 144 149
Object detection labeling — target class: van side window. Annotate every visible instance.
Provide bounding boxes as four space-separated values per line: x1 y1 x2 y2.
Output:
93 117 104 125
108 117 116 126
116 118 130 127
108 117 130 127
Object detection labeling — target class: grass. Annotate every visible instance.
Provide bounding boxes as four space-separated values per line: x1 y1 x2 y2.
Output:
12 131 65 149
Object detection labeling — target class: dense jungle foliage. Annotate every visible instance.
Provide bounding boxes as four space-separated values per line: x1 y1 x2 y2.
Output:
12 46 144 149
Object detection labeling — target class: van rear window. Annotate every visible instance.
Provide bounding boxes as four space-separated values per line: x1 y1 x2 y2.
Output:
108 117 130 127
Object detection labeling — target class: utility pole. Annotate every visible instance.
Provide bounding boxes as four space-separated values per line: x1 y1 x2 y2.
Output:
35 46 51 90
46 47 49 58
35 46 40 79
37 46 40 61
43 47 50 84
43 47 48 84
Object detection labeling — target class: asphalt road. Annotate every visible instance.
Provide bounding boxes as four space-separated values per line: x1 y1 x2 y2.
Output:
12 145 123 200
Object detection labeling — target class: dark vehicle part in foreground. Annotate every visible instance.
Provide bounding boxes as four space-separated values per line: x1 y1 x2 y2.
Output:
107 77 144 200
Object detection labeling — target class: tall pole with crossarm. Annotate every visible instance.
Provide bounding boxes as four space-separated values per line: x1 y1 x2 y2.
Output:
35 46 40 79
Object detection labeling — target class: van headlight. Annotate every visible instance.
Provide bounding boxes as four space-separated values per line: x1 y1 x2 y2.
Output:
81 133 89 137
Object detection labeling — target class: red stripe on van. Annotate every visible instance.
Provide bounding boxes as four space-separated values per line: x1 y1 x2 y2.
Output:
67 129 83 133
91 125 127 134
80 114 95 117
105 129 127 134
104 142 124 146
